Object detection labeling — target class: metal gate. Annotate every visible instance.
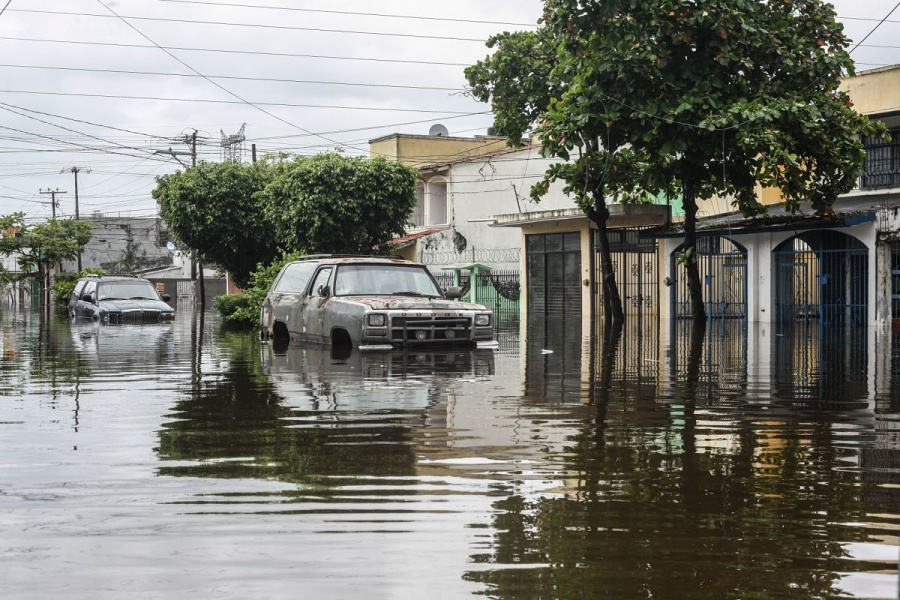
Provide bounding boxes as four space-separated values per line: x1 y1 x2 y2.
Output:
773 231 868 327
672 236 748 319
526 232 582 318
593 228 658 319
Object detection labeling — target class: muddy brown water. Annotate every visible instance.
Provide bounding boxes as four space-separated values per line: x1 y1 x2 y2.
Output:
1 308 897 599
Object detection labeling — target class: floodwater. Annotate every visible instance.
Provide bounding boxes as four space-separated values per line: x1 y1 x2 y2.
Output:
1 308 898 600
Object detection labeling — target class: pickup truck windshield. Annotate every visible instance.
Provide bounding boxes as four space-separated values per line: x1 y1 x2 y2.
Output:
334 264 444 297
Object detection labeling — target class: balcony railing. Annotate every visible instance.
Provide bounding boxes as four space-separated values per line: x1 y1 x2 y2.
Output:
862 129 900 190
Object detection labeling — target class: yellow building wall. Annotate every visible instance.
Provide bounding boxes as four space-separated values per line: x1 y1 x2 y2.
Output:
369 135 509 167
841 65 900 116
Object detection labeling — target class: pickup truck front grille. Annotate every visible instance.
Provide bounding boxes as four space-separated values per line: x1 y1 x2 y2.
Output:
389 315 472 342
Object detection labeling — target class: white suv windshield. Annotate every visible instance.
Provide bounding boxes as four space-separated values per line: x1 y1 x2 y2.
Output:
333 264 443 297
97 281 159 300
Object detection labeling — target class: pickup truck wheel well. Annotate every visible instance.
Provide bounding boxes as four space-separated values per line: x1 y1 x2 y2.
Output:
331 328 352 348
272 321 289 340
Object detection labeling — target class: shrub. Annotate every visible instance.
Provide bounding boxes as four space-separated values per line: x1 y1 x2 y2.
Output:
213 293 252 326
213 252 300 329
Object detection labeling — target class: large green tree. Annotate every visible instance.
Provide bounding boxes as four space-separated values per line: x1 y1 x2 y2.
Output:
542 0 882 320
259 153 418 255
466 28 664 323
153 161 275 288
0 212 93 303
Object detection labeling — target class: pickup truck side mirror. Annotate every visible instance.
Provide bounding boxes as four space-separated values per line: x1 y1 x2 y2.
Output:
317 285 330 297
82 293 94 304
161 293 172 302
445 286 463 299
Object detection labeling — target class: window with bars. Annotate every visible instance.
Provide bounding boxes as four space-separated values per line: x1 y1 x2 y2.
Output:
862 127 900 190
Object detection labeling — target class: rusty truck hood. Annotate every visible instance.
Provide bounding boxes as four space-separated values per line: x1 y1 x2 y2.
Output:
338 296 488 311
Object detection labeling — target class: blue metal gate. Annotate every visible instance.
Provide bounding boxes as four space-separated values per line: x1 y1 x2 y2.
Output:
672 236 748 320
773 231 868 327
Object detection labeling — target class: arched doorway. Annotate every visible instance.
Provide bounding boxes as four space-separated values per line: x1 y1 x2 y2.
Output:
671 236 748 320
773 231 868 326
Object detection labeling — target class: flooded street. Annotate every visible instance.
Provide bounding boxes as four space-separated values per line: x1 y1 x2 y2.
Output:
1 308 898 600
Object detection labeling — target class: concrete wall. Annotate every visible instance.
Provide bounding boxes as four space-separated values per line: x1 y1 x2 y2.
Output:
60 217 172 274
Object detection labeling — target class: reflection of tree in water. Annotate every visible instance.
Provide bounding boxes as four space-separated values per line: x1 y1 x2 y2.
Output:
467 323 884 599
156 333 418 483
466 424 881 598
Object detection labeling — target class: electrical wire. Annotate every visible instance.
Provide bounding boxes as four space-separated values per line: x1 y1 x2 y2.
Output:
0 88 478 115
0 36 471 67
849 2 900 53
156 0 539 28
8 8 488 43
0 63 465 92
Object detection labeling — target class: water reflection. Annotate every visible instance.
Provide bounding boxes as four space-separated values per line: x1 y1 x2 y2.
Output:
1 307 897 599
158 341 498 483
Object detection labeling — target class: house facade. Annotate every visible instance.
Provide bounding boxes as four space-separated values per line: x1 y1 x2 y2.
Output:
370 131 577 271
652 65 900 330
487 65 900 334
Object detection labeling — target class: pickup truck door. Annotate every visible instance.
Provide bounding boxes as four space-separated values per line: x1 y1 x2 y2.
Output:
301 267 333 341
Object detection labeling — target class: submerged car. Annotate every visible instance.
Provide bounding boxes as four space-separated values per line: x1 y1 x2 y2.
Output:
69 275 175 324
260 256 496 350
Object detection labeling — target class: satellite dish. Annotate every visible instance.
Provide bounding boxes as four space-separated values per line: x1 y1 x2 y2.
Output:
428 124 449 137
166 241 176 252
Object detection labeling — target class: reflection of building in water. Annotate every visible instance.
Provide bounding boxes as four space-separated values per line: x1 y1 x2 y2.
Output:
652 322 877 412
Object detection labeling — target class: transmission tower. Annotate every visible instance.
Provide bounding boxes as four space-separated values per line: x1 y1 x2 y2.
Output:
220 124 246 163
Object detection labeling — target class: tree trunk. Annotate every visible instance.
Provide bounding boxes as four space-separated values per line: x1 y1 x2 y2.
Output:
591 195 625 324
681 180 706 322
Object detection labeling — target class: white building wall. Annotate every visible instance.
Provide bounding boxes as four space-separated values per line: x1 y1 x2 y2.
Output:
661 222 879 324
420 148 575 270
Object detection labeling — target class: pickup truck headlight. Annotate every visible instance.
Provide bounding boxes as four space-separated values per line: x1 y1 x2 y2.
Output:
367 313 386 327
474 314 492 327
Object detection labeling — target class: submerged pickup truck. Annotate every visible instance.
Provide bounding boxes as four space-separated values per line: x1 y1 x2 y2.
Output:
260 255 497 350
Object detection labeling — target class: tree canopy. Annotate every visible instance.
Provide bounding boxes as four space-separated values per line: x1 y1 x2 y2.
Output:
469 0 882 321
259 153 419 256
0 212 93 273
153 160 275 288
152 153 419 291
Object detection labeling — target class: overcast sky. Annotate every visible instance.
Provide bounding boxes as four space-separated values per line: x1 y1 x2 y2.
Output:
0 0 897 221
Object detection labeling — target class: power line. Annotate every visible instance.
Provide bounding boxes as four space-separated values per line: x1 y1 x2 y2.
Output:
96 0 374 153
0 1 12 19
0 103 160 159
0 36 471 67
0 122 166 161
7 8 488 43
0 63 465 92
849 2 900 53
0 101 168 140
0 88 480 114
156 0 538 28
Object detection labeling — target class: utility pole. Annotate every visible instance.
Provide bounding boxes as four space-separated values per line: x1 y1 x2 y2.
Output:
63 167 90 273
156 130 205 307
38 188 67 308
39 188 67 219
191 130 206 307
